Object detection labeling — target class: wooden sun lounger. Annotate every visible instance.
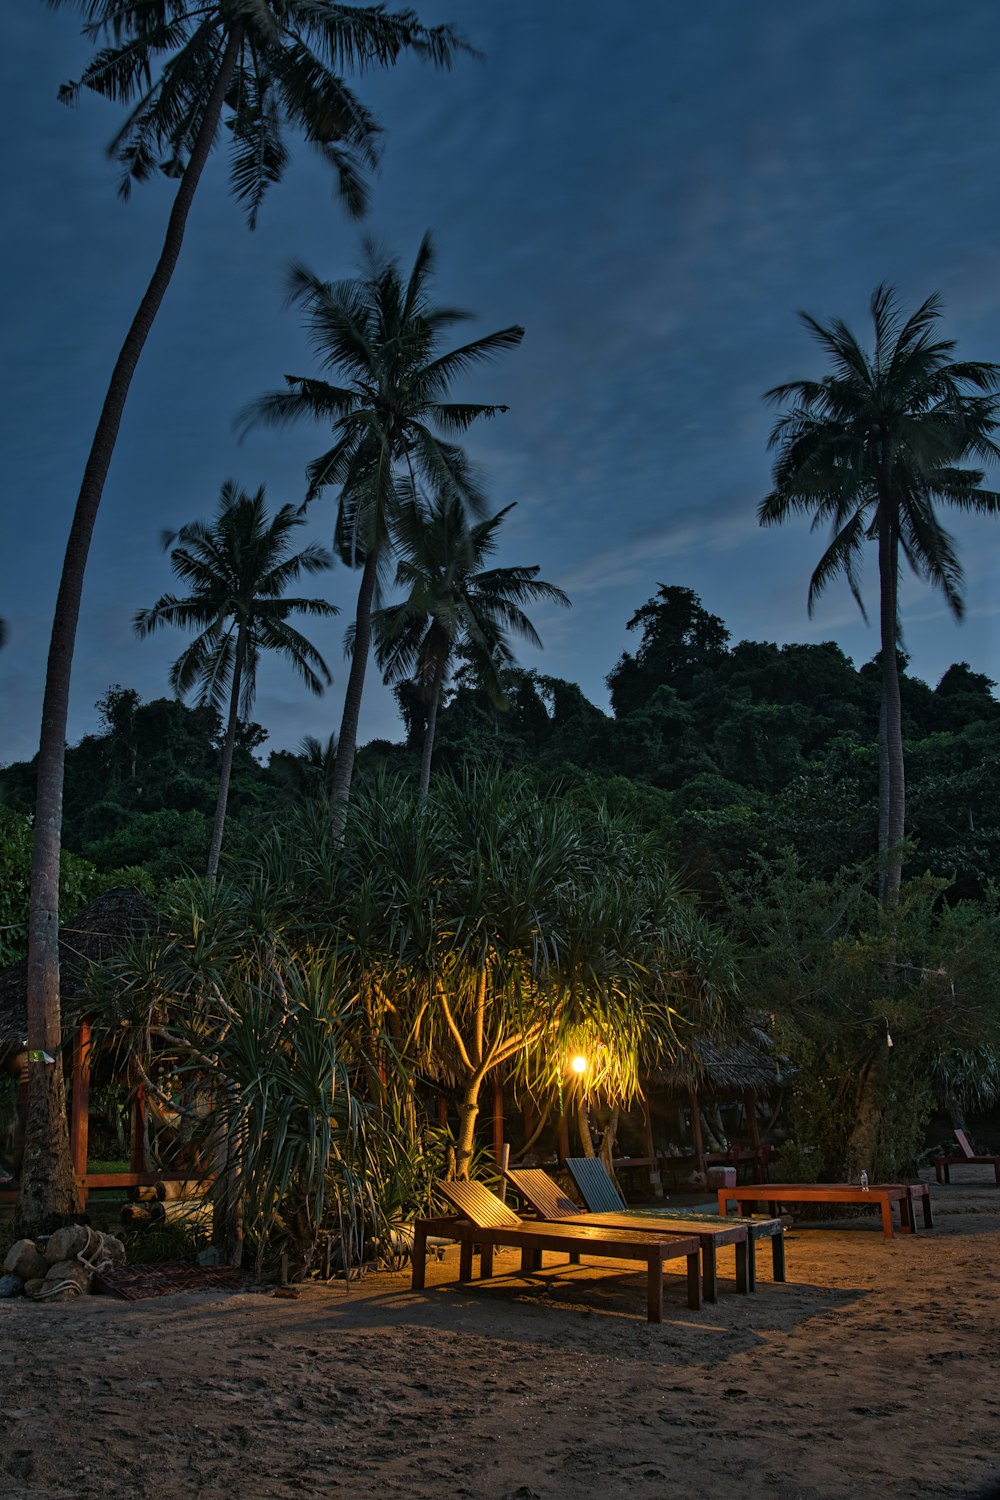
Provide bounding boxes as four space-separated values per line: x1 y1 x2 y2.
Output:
933 1129 1000 1186
414 1179 702 1321
716 1181 932 1238
506 1165 755 1303
564 1155 787 1290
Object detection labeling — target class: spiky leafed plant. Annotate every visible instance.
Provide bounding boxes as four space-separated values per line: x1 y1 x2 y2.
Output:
371 494 569 800
26 0 468 1223
340 767 733 1179
760 285 1000 905
135 481 337 878
241 231 524 830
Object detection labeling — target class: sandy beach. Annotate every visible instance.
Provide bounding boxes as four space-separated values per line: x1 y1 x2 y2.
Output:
2 1174 999 1500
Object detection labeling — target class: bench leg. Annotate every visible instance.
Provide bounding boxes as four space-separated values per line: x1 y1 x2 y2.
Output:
520 1246 541 1274
900 1194 916 1234
879 1197 894 1238
771 1230 786 1283
411 1221 428 1291
922 1193 934 1229
480 1244 494 1277
646 1252 663 1323
702 1242 718 1303
686 1250 702 1311
459 1239 474 1280
735 1237 752 1295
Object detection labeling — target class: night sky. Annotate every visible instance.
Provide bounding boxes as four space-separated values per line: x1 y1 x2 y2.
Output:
2 1 1000 767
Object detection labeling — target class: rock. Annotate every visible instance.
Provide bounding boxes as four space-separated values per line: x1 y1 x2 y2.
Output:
43 1224 92 1264
22 1278 45 1298
196 1245 222 1267
0 1274 25 1298
99 1234 126 1266
41 1262 91 1299
3 1239 48 1281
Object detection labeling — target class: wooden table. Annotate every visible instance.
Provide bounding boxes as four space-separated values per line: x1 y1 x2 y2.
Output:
411 1214 702 1320
717 1182 930 1239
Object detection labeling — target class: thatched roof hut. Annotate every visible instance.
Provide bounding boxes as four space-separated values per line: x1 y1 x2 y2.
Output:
649 1020 781 1098
0 887 154 1053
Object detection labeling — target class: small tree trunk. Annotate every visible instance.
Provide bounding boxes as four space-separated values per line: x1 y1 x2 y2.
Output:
206 621 248 880
877 501 905 907
417 664 444 803
22 25 243 1228
845 1052 883 1181
454 1077 483 1180
597 1104 620 1173
576 1098 595 1157
331 549 380 837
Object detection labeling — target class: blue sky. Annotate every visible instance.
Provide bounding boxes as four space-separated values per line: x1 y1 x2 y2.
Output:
2 1 1000 766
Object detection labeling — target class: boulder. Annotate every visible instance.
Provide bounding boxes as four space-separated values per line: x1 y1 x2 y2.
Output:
40 1262 91 1300
22 1278 45 1298
43 1224 92 1264
0 1274 24 1298
99 1234 126 1267
3 1239 48 1281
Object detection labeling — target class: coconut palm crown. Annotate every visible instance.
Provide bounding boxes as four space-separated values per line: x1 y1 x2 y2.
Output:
135 480 338 876
241 231 525 821
371 493 570 798
759 284 1000 903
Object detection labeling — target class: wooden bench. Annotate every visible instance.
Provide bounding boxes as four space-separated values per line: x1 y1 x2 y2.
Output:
716 1181 929 1239
506 1165 757 1303
933 1129 1000 1186
416 1180 703 1321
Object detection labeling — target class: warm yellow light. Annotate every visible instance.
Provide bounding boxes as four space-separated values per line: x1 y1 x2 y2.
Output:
570 1054 587 1074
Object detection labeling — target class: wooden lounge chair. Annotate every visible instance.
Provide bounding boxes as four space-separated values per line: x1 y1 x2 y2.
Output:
505 1165 753 1303
565 1156 787 1290
933 1129 1000 1186
411 1178 702 1321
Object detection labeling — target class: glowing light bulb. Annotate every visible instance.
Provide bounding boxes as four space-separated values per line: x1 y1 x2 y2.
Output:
570 1054 587 1074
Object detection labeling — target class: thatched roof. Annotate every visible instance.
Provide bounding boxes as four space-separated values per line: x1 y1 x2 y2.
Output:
0 887 154 1050
652 1025 780 1096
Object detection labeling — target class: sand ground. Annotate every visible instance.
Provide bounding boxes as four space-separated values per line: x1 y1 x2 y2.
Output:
2 1172 999 1500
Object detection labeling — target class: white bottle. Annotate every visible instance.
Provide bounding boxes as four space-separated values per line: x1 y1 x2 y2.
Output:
860 1170 869 1192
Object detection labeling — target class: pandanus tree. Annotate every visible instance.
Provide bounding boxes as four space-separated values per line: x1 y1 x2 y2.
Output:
241 232 524 830
135 482 337 879
371 494 570 800
760 285 1000 905
26 0 467 1222
341 768 733 1180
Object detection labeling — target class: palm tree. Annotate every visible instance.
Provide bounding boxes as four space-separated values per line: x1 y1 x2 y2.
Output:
759 285 1000 904
372 494 569 800
25 0 466 1222
241 232 524 831
135 481 337 879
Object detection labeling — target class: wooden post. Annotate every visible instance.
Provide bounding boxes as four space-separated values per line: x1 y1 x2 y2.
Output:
745 1091 762 1149
688 1084 706 1179
130 1084 147 1173
640 1096 664 1199
69 1021 92 1195
437 1092 448 1128
557 1113 570 1163
492 1072 505 1167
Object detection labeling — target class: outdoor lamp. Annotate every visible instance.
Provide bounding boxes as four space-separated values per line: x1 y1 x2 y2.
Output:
570 1054 587 1074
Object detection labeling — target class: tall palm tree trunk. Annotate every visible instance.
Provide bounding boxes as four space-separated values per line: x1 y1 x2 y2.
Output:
417 663 445 803
331 549 380 836
877 507 905 907
207 621 248 881
21 28 243 1225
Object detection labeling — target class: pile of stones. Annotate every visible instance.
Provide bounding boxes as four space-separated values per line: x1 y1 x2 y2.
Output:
1 1224 126 1302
